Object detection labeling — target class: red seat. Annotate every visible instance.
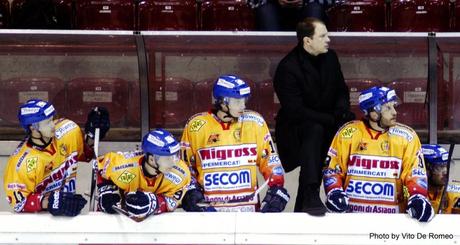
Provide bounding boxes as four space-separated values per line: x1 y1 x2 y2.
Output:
75 0 134 30
0 0 10 28
201 0 255 31
256 80 279 128
10 0 72 29
128 80 141 127
454 2 460 31
0 77 65 125
390 0 449 32
138 0 197 30
327 0 385 32
345 79 382 120
151 77 193 128
389 79 427 128
67 77 129 125
193 77 257 115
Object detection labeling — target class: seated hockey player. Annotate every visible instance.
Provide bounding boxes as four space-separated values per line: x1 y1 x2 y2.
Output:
3 99 110 217
323 86 434 222
422 144 460 214
180 74 290 212
96 129 190 220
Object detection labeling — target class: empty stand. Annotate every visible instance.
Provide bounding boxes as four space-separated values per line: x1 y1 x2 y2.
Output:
327 0 386 32
0 0 9 28
10 0 72 29
389 79 427 128
0 77 65 125
345 79 382 120
390 0 449 32
193 77 258 116
256 80 279 128
67 77 129 125
138 0 197 30
75 0 134 30
201 0 255 31
151 77 193 128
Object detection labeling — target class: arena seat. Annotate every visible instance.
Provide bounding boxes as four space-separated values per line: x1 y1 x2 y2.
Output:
0 0 10 28
390 0 449 32
193 77 258 115
138 0 197 30
0 77 65 125
345 79 382 120
327 0 385 32
75 0 134 30
201 0 255 31
256 80 279 128
10 0 72 29
67 77 129 125
151 77 193 128
389 79 427 128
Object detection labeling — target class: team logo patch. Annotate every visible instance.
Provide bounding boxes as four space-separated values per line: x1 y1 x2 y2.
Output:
26 157 38 172
190 119 206 132
118 171 136 184
207 133 220 144
341 127 357 139
165 172 182 185
381 141 389 152
55 121 77 140
389 127 413 142
233 128 241 141
358 141 367 151
59 144 68 156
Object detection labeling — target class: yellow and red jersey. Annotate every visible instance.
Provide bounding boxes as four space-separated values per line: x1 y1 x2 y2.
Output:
3 118 86 212
96 151 191 213
429 183 460 214
180 110 285 212
323 120 428 213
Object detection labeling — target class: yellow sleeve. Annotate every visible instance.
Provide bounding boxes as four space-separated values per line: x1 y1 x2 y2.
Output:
323 124 355 194
400 132 428 198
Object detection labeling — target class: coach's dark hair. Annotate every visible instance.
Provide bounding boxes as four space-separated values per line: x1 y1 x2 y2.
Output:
296 17 324 44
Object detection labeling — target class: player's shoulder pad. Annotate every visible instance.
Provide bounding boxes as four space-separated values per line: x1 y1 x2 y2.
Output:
164 160 190 186
388 123 417 142
240 110 266 127
55 119 80 140
336 120 361 139
185 112 208 132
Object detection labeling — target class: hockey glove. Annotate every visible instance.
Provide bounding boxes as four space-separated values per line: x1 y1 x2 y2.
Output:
182 188 216 212
125 191 158 219
326 189 349 213
97 184 121 214
406 194 434 222
85 107 110 140
261 187 290 213
48 190 87 217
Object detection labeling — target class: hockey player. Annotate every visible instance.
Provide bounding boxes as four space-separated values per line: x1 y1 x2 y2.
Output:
3 99 110 216
323 86 434 222
180 75 290 212
96 129 190 220
422 144 460 214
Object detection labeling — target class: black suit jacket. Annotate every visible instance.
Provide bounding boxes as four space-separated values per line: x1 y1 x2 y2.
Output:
273 45 351 170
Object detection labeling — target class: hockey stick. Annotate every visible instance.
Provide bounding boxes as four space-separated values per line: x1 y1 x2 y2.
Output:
112 205 146 222
197 175 271 208
437 143 455 214
88 127 100 211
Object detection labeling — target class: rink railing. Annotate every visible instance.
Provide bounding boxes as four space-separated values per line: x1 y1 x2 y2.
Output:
0 212 459 245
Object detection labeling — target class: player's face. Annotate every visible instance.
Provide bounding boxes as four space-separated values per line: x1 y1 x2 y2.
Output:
227 97 246 117
305 22 330 56
379 101 397 127
155 154 179 173
430 164 447 186
36 117 55 138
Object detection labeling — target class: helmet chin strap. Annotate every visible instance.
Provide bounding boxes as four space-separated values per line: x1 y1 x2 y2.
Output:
142 154 160 178
216 101 238 121
29 126 52 147
369 111 388 131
